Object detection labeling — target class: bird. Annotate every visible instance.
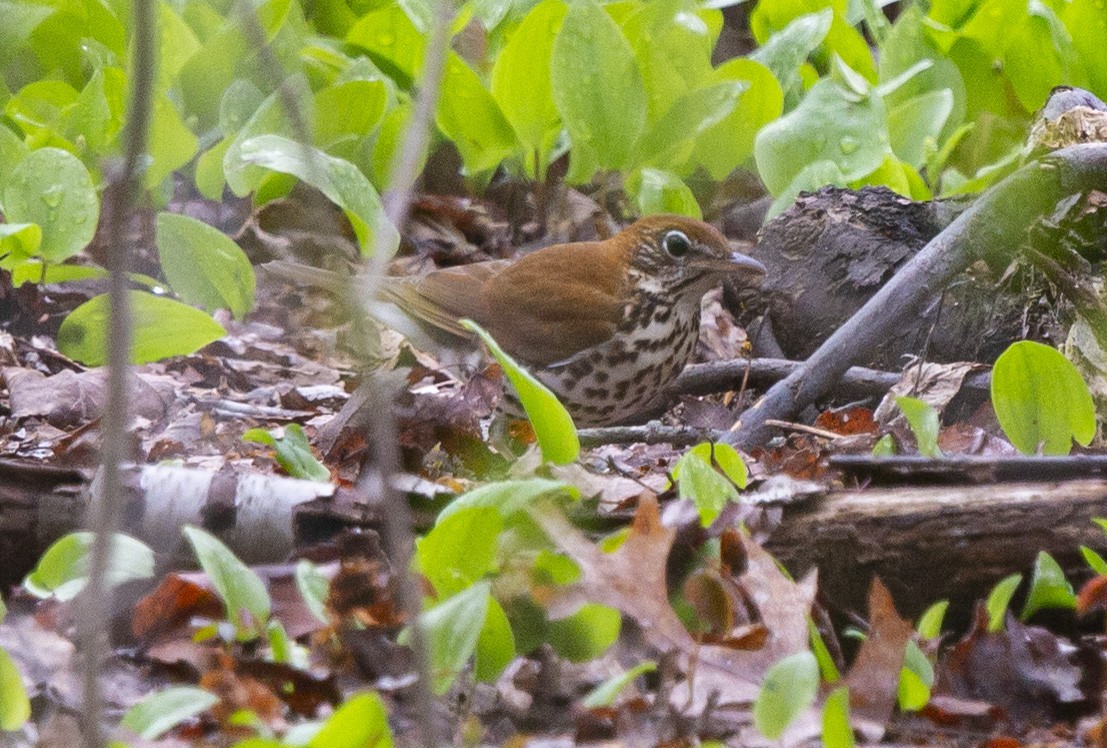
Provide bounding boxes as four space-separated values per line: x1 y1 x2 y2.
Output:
374 215 767 427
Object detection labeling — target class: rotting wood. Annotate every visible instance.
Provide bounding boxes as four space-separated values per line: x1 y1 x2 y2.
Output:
764 478 1107 621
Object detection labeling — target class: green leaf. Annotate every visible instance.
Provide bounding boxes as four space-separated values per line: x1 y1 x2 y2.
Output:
491 0 567 165
410 581 491 695
672 450 740 527
0 648 30 731
295 559 330 625
23 531 154 601
753 650 820 740
57 291 226 365
916 599 948 639
1020 551 1075 620
308 692 393 748
627 168 701 219
436 54 517 173
1063 0 1107 100
156 213 255 319
808 618 841 682
236 134 398 257
147 94 200 190
821 686 854 748
1082 546 1107 575
122 686 220 740
895 395 942 458
547 603 620 662
183 525 272 638
887 89 954 168
8 259 106 287
550 0 647 172
751 9 832 106
314 79 388 150
0 224 43 268
897 639 933 711
3 147 98 263
986 573 1022 633
416 506 502 598
634 80 748 169
461 320 579 465
871 433 895 456
242 424 330 482
755 78 889 197
438 478 579 523
692 58 784 180
991 340 1095 455
581 661 657 708
474 596 515 682
346 2 425 81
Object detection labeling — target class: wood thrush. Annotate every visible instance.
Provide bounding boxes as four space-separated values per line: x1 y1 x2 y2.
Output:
378 215 766 426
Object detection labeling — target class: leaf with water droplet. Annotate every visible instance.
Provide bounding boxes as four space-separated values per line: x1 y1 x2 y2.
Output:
2 148 98 263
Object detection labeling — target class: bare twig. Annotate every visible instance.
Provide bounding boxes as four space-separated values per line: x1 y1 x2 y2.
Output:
77 0 156 743
726 144 1107 450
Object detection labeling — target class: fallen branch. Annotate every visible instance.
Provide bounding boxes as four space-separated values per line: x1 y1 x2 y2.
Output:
726 144 1107 450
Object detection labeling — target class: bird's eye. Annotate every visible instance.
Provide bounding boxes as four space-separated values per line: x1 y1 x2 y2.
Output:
662 230 691 258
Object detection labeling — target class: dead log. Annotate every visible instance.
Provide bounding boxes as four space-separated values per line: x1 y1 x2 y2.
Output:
764 478 1107 622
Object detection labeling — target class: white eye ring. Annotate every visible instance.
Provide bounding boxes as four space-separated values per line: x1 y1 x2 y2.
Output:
662 230 691 258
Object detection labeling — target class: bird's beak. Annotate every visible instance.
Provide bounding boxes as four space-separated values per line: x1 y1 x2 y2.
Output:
690 248 767 284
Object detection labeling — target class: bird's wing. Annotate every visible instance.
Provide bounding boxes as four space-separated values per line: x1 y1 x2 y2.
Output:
378 260 509 340
479 241 631 366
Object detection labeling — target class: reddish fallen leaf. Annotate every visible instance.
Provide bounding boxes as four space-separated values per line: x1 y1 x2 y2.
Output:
844 578 915 741
132 573 223 642
815 406 878 436
1077 574 1107 615
920 694 1005 727
200 655 286 728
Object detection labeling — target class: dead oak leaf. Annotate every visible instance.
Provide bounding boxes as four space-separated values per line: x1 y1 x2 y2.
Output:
531 495 816 711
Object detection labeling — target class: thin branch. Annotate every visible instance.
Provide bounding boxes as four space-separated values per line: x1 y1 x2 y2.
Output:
77 0 156 743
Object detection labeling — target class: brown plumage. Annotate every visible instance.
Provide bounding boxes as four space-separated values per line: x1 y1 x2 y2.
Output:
379 215 766 425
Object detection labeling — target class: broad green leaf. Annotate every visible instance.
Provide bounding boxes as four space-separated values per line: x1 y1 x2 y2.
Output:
986 573 1022 633
1002 4 1083 114
750 10 832 106
22 531 154 601
1020 551 1075 620
634 80 747 169
753 650 819 740
308 692 393 748
672 450 740 527
755 78 888 196
438 478 578 523
474 597 515 682
195 139 231 200
0 0 53 69
871 433 895 456
627 168 701 219
0 648 30 731
991 340 1095 455
766 158 849 219
887 90 954 168
916 600 948 639
58 291 226 365
242 424 330 482
461 319 579 464
416 506 503 598
550 0 647 172
314 79 388 150
821 686 854 748
0 224 43 268
895 396 942 458
409 581 491 695
581 661 657 708
490 0 566 170
3 147 98 263
122 686 219 740
295 559 330 625
183 525 271 638
1063 0 1107 99
436 54 517 173
897 639 933 711
147 94 199 190
623 0 716 120
157 1 201 85
692 58 784 180
547 603 620 662
346 2 425 81
156 213 255 319
0 124 29 193
222 81 314 197
237 134 398 256
1082 546 1107 575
